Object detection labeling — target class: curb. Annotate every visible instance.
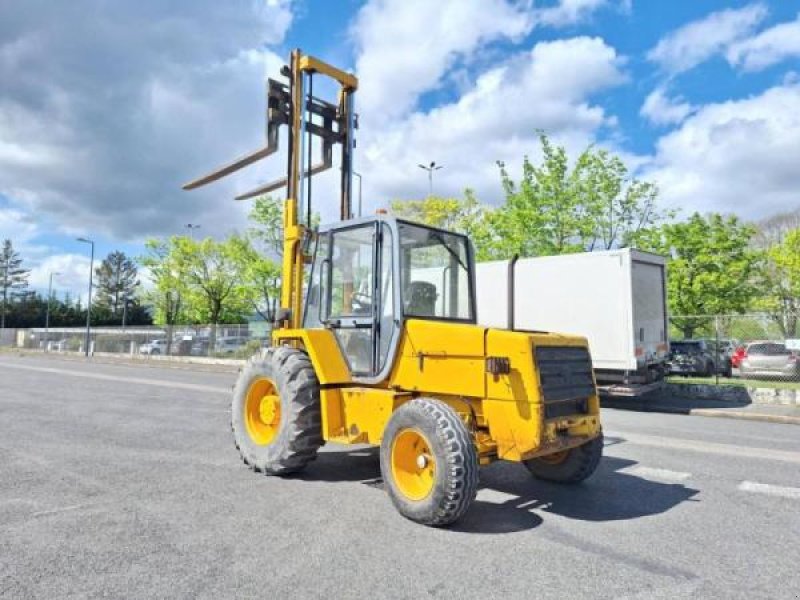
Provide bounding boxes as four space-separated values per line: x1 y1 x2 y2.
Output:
688 409 800 426
602 400 800 426
0 349 242 374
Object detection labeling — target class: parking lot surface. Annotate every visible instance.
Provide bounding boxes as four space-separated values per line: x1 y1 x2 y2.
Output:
1 354 799 599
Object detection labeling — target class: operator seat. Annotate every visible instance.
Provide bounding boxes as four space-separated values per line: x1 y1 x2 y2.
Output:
405 281 438 317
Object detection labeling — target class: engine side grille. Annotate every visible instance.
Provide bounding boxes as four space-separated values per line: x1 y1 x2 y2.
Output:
535 345 595 419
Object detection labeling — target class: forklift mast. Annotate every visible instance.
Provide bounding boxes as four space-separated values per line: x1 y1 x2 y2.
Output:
182 50 359 330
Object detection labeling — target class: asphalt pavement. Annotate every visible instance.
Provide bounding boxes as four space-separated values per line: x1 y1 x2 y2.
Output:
1 354 798 599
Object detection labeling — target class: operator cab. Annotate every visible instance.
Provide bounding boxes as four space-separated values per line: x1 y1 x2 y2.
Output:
304 216 477 381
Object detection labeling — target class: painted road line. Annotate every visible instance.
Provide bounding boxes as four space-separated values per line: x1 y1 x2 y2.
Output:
620 466 692 482
608 431 800 465
738 481 800 500
0 361 229 394
477 489 519 504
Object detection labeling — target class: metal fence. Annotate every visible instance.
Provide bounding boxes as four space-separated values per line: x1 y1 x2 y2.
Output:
9 323 272 359
668 313 800 386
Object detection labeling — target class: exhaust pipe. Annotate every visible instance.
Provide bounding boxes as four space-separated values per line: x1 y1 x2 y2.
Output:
508 254 519 331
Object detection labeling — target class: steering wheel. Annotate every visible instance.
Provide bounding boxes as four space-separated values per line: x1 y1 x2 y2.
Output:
352 292 372 312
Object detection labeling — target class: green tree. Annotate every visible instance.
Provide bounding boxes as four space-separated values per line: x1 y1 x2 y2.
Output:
142 235 257 352
579 148 664 250
94 251 140 318
140 238 190 347
169 235 253 347
755 228 800 337
0 239 30 329
246 194 323 325
235 241 282 323
634 213 761 338
486 134 666 259
390 192 484 230
248 195 284 257
389 191 495 258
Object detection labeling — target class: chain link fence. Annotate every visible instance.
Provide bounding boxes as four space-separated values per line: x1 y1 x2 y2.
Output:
668 313 800 387
8 323 272 359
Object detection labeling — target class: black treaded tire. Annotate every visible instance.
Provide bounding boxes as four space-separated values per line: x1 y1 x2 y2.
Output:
704 361 714 378
380 398 479 527
231 346 323 475
523 432 603 484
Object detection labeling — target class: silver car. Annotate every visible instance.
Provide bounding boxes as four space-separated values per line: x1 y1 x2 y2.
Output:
739 342 800 380
139 339 169 355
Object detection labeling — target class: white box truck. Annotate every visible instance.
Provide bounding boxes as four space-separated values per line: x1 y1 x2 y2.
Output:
475 248 669 396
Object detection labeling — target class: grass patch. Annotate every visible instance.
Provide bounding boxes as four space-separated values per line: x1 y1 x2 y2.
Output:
667 376 800 390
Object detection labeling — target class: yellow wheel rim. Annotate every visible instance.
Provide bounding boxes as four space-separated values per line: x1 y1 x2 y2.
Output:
390 429 436 501
244 377 281 445
538 450 569 465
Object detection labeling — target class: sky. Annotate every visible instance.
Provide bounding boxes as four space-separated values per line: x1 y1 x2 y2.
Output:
1 0 800 299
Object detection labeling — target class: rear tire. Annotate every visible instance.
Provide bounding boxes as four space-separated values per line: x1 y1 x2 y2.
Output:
231 347 323 475
380 398 479 526
524 433 603 484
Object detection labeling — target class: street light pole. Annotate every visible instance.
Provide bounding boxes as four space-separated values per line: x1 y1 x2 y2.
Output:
186 223 201 240
417 161 443 196
121 295 130 328
45 271 61 351
77 237 94 357
352 171 363 217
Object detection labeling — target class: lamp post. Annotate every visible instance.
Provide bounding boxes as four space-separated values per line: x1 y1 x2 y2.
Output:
417 161 443 196
186 223 201 240
45 271 61 351
76 237 94 357
352 171 363 217
1 262 7 330
121 295 131 328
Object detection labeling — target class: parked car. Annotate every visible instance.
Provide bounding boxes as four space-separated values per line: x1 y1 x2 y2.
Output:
696 338 736 377
715 339 739 360
139 339 169 355
731 345 747 369
47 339 69 352
215 337 248 355
667 340 719 377
190 339 210 356
739 341 800 380
189 337 248 356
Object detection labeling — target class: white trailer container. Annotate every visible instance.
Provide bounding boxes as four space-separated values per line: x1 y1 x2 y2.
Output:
475 248 669 395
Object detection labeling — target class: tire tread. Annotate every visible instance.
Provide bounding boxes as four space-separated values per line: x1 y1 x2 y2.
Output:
231 346 323 475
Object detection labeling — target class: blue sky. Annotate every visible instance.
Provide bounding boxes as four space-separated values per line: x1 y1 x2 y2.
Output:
1 0 799 298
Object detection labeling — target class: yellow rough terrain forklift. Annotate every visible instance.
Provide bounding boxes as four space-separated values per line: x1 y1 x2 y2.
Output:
184 50 603 526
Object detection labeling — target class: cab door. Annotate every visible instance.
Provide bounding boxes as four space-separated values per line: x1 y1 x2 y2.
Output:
305 221 396 379
327 224 376 375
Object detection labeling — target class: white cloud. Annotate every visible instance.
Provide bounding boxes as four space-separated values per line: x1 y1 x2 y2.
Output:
0 1 293 243
357 37 626 206
0 207 38 246
533 0 611 27
647 3 768 74
640 87 695 126
643 83 800 219
347 0 627 212
28 254 92 302
726 13 800 72
351 0 534 121
350 0 618 124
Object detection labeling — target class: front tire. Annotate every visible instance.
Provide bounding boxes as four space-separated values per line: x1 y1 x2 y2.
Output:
524 433 603 484
231 347 323 475
380 398 479 526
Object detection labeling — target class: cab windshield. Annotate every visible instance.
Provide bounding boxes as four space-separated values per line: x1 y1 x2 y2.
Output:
398 222 473 321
